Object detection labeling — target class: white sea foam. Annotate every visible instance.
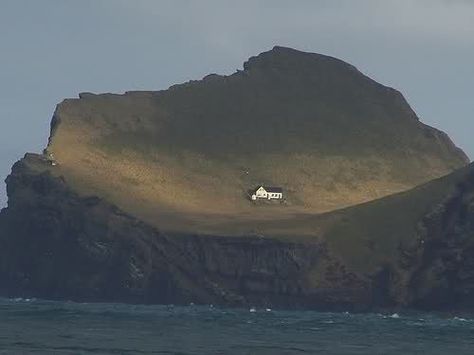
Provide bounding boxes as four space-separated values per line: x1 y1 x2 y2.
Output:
12 298 36 303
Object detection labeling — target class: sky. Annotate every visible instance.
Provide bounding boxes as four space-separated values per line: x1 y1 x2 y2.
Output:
1 0 473 206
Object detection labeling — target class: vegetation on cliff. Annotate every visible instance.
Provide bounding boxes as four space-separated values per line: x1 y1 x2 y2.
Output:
0 46 472 310
45 46 467 236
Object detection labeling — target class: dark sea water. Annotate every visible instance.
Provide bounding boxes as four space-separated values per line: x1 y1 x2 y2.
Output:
0 298 473 354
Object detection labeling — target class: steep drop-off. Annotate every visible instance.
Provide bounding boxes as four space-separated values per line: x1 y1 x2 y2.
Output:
0 154 370 309
1 154 474 311
0 46 473 310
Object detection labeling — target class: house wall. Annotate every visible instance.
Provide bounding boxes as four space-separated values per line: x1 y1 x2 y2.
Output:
271 193 283 199
254 188 282 200
256 188 268 198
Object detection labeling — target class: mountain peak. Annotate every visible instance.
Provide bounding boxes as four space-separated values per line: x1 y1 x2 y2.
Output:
242 46 356 74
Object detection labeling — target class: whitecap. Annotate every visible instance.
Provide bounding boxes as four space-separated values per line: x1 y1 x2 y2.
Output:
12 297 36 303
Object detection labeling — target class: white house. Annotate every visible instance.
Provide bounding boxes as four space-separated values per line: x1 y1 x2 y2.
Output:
251 186 283 201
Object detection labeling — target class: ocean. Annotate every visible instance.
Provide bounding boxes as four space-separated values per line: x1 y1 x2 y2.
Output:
0 298 473 354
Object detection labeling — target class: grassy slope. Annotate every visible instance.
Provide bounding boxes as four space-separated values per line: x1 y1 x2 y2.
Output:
46 46 468 240
19 150 472 277
320 164 472 272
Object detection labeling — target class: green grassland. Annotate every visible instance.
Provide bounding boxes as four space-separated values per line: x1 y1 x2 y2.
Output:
45 47 468 263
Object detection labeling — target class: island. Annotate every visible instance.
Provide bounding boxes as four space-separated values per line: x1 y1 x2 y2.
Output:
1 46 473 312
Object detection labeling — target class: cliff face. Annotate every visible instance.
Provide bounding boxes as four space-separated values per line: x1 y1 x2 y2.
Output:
1 153 474 311
0 154 372 309
396 170 474 311
0 46 473 311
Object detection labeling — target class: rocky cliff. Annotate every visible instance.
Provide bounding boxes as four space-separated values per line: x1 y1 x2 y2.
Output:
1 154 474 311
0 47 473 311
0 154 371 309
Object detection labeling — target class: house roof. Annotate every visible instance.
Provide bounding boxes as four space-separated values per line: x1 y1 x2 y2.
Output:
257 186 283 193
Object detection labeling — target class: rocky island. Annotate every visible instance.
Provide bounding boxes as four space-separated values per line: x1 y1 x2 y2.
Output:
1 46 473 312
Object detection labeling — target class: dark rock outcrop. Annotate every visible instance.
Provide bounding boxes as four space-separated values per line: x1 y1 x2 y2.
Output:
1 47 473 312
397 170 474 311
0 154 374 310
2 154 474 312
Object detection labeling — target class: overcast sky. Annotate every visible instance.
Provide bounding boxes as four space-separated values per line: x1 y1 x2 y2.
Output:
1 0 473 206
